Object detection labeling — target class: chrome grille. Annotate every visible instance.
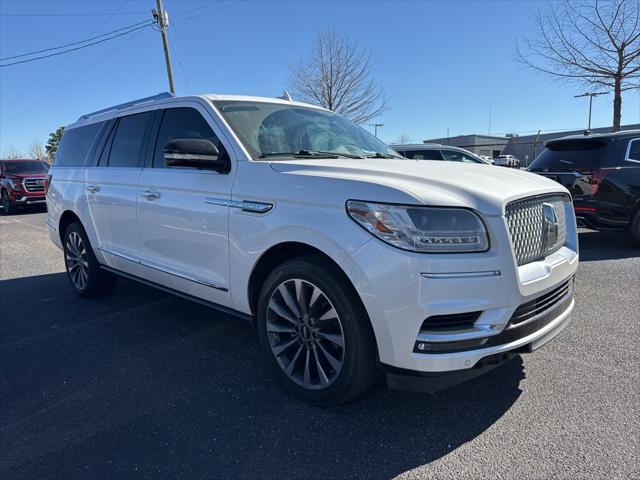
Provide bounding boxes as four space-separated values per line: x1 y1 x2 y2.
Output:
24 178 45 192
505 194 568 266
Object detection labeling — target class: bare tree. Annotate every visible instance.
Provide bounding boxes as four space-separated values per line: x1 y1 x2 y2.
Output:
517 0 640 131
29 137 45 160
395 133 413 143
2 145 24 159
289 29 387 124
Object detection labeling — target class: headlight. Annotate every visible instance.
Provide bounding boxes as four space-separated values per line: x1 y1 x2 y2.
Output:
346 200 489 252
9 179 22 191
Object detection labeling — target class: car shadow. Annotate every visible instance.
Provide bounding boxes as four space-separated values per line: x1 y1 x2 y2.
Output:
1 272 524 479
578 229 639 261
0 205 47 216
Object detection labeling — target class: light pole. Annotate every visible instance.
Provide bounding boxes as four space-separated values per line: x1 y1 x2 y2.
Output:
575 92 608 130
368 123 384 137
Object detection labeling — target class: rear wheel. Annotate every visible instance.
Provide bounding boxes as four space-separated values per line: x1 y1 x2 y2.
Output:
63 222 117 297
1 190 15 215
256 256 379 405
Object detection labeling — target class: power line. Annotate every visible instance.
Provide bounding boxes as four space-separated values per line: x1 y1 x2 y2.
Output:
0 0 135 111
0 11 148 17
0 22 153 68
0 19 151 62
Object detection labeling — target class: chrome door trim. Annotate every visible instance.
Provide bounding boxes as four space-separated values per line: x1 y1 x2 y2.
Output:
97 247 228 292
204 197 273 213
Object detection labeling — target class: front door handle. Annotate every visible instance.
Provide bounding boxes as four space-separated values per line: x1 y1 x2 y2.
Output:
140 190 161 201
86 184 100 193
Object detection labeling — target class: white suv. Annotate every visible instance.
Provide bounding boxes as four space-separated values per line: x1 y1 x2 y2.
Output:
46 93 578 405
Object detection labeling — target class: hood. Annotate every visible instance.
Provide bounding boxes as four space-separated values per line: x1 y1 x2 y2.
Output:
269 158 568 215
6 173 47 179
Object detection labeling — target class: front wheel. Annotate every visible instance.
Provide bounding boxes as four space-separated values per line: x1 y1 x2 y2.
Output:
1 190 15 215
256 256 379 405
63 222 117 298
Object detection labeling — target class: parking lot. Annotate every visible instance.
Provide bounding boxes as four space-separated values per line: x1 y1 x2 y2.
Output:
0 210 638 479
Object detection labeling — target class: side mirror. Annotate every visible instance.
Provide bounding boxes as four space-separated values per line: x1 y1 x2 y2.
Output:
163 139 228 171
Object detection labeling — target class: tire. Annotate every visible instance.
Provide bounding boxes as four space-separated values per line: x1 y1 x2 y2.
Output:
63 222 117 298
629 210 640 247
1 190 15 215
256 255 379 405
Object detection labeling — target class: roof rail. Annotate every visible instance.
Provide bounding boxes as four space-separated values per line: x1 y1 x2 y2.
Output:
77 92 174 122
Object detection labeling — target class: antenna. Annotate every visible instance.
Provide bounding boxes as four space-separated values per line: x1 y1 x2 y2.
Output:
278 90 292 101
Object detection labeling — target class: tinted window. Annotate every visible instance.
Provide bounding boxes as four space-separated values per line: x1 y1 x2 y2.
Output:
530 139 607 170
108 112 153 168
54 123 102 167
627 139 640 161
403 149 443 160
441 149 483 163
1 161 49 174
153 108 226 168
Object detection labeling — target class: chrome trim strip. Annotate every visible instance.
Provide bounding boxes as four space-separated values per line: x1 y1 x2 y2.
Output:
204 197 273 213
417 325 498 343
508 286 573 330
97 247 228 292
97 247 139 264
421 270 501 279
139 260 228 292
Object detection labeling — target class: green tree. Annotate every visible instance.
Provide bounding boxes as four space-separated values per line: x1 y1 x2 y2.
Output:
45 126 64 162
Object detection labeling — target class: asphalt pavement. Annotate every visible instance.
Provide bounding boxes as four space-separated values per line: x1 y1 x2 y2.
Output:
1 210 638 479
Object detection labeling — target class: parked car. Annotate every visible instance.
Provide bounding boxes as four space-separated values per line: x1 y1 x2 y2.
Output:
494 154 519 168
46 92 578 405
528 130 640 245
391 143 491 164
479 155 495 164
0 158 49 214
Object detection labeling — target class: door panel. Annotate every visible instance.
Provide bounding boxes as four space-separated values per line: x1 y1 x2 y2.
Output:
85 112 153 269
136 105 234 304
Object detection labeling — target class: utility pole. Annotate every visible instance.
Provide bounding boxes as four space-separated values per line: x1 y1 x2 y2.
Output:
574 92 608 130
368 123 384 137
153 0 175 94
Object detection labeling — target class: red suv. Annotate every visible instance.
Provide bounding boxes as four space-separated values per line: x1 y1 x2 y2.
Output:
0 159 49 214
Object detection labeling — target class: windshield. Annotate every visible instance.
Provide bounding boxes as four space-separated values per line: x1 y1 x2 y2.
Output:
2 161 48 174
212 100 399 160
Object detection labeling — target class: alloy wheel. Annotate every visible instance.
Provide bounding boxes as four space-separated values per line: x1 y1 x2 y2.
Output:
266 278 345 390
65 231 89 290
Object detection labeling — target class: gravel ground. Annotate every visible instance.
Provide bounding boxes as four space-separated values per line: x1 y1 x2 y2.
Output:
1 210 638 479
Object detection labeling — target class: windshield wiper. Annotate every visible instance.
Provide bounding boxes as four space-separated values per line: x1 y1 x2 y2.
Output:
259 150 363 159
365 152 400 159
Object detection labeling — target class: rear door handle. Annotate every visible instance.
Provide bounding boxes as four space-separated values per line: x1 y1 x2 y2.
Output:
140 190 161 201
86 184 100 193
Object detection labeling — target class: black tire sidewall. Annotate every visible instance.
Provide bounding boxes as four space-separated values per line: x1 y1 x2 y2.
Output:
256 257 376 405
63 222 115 297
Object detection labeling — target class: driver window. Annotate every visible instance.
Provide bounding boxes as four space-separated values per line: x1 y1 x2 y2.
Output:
153 108 227 168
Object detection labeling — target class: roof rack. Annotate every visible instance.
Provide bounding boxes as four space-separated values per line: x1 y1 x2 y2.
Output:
77 92 174 122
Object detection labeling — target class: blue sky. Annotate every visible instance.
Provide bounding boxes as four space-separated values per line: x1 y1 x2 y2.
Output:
1 0 639 155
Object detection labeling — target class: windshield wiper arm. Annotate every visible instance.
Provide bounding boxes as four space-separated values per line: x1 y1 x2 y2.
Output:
365 152 400 159
259 150 363 159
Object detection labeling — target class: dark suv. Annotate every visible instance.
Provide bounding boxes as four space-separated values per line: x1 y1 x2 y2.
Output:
528 130 640 244
0 159 49 214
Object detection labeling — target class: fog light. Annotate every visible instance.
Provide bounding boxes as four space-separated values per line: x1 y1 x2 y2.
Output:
414 338 488 353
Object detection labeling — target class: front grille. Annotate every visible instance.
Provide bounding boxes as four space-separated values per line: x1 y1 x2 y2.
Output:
420 311 481 331
24 178 45 192
505 194 568 266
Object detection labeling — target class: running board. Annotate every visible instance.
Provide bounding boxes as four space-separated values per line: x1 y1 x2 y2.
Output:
100 265 253 324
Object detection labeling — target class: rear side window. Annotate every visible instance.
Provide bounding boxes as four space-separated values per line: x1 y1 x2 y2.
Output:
441 149 482 163
530 139 608 170
153 107 226 168
108 112 153 168
54 123 102 167
403 149 444 160
627 139 640 161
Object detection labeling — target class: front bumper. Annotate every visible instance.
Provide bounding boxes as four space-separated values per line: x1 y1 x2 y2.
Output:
339 211 579 376
11 195 46 205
